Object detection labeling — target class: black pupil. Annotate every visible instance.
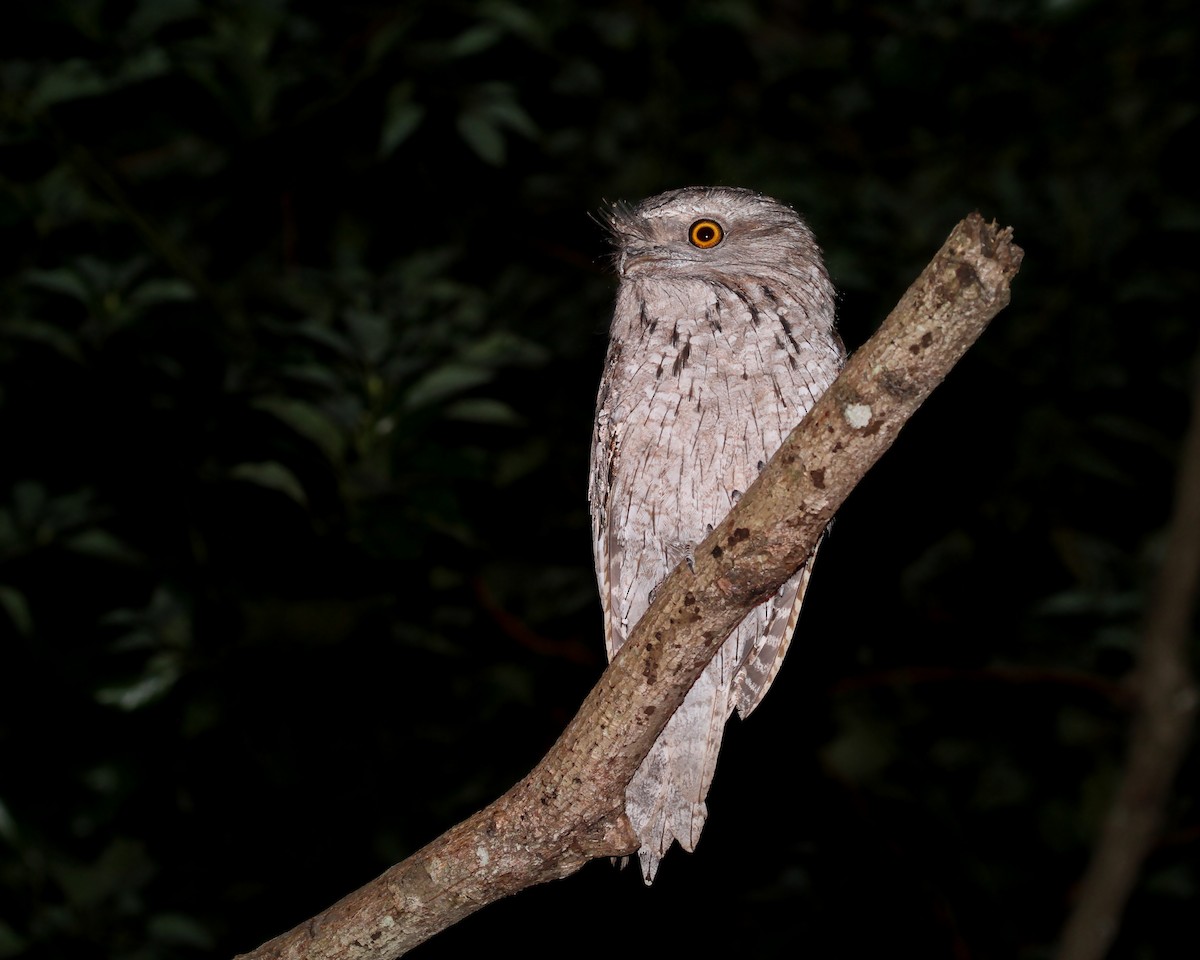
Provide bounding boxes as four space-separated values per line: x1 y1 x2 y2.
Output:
696 225 715 243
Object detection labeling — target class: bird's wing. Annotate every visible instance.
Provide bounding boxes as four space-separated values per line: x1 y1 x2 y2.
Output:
732 543 821 718
589 378 621 660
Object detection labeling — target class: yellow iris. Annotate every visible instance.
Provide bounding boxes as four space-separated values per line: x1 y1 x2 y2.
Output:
688 219 723 249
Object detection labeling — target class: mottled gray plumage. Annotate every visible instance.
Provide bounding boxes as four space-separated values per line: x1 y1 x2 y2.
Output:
589 186 843 882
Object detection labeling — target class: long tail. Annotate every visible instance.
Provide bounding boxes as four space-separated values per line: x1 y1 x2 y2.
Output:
623 562 813 882
624 639 732 882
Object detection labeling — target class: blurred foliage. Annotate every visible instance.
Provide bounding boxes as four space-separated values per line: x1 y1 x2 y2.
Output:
0 0 1196 957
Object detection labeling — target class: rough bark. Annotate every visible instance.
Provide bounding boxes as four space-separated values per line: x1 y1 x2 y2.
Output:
235 213 1023 960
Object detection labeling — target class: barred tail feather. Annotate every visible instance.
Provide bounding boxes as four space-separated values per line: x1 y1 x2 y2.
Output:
733 546 820 719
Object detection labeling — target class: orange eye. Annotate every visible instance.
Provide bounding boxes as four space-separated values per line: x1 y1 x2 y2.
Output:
688 219 723 249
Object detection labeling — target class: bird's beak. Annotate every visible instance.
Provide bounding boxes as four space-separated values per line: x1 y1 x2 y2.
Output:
618 245 655 278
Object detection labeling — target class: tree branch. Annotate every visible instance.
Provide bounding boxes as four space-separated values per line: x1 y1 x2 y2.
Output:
234 213 1023 960
1055 362 1200 960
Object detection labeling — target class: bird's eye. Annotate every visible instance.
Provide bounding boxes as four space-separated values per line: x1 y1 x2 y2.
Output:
688 219 724 249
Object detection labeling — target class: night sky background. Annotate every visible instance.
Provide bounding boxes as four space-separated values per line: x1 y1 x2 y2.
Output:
1 1 1196 957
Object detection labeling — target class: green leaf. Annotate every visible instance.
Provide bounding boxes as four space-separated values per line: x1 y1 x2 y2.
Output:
476 84 538 138
28 59 107 110
404 363 494 409
24 267 91 302
0 585 32 636
480 1 551 46
442 397 524 426
822 704 897 783
31 164 96 229
281 362 345 393
379 86 426 157
0 319 83 362
11 481 47 530
344 307 390 364
0 918 27 958
228 461 308 505
288 319 357 359
64 529 143 563
125 277 196 310
461 330 549 367
115 45 171 86
446 22 504 57
95 651 183 711
128 0 204 40
52 837 154 906
365 12 415 65
251 397 346 465
456 111 505 165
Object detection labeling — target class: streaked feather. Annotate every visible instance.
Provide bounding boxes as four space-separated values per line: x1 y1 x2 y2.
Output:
589 186 843 882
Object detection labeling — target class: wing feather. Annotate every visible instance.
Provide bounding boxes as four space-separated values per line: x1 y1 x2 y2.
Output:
733 543 821 718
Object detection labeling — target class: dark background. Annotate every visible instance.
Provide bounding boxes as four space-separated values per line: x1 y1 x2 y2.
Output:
1 1 1196 957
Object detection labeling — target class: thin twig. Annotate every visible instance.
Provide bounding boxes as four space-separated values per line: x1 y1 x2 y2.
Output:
830 664 1129 708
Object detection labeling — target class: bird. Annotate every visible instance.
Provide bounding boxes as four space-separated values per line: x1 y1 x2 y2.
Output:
588 185 844 883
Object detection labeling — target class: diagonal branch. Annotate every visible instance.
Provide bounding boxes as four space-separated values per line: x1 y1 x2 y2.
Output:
1055 361 1200 960
234 213 1023 960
